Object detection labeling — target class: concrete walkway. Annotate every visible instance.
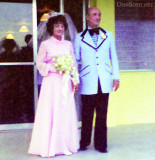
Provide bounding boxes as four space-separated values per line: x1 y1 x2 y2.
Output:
0 124 155 160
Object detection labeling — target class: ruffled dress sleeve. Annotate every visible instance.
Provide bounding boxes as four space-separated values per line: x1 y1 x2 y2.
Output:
36 42 56 76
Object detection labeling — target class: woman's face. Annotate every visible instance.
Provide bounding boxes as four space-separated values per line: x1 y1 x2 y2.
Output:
52 22 65 38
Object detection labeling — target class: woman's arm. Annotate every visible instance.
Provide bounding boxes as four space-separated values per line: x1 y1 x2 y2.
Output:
36 42 52 76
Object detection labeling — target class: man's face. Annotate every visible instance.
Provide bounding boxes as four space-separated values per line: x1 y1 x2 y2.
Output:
86 8 101 28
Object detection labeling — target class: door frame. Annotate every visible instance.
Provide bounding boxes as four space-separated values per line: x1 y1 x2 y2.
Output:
0 0 38 131
0 0 88 131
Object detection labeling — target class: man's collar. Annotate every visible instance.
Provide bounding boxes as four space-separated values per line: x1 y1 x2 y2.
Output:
80 26 106 37
88 26 99 29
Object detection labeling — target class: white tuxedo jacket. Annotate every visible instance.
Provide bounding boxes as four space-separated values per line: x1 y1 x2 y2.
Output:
74 28 120 95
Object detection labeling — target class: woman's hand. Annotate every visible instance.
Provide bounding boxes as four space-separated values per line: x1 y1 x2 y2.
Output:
74 83 79 93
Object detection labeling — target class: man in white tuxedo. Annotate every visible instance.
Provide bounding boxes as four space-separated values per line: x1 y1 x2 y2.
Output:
74 7 120 153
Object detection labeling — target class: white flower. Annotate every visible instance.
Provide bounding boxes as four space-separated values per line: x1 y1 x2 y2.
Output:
101 34 106 39
65 71 70 74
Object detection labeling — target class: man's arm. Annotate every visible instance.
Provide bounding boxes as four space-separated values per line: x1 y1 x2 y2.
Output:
109 32 120 91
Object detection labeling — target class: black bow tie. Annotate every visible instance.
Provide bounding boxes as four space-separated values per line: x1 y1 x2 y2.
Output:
89 28 99 36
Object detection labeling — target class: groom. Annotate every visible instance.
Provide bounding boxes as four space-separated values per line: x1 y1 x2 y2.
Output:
74 7 120 153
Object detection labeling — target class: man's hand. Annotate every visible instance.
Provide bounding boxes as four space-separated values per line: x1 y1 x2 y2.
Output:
113 80 120 91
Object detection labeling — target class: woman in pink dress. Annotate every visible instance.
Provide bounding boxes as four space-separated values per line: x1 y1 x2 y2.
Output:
28 15 79 158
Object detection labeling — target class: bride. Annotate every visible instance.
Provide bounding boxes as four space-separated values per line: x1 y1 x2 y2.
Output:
28 14 79 158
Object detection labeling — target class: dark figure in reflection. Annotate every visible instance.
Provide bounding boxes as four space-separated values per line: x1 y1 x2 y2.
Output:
20 34 33 62
19 34 34 122
0 38 20 62
19 66 34 123
0 38 21 124
0 37 34 124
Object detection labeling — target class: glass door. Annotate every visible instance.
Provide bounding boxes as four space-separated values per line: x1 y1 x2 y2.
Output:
0 0 36 130
0 0 89 131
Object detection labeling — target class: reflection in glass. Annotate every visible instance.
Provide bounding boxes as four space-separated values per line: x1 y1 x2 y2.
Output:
20 34 33 62
64 0 83 32
6 33 14 39
64 0 89 32
0 66 34 124
19 25 29 32
0 2 33 62
0 38 20 62
37 0 60 25
0 1 34 125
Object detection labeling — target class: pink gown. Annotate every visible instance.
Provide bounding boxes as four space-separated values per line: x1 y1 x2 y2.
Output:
28 36 79 157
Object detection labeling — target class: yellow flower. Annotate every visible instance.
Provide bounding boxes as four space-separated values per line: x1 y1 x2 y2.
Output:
101 34 106 39
74 72 78 76
52 58 56 61
54 63 58 67
67 67 71 71
61 65 64 69
59 71 63 74
67 55 72 59
65 71 70 74
53 55 79 84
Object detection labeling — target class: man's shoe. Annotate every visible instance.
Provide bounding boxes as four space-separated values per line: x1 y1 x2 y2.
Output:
97 149 108 153
95 147 108 153
79 146 87 151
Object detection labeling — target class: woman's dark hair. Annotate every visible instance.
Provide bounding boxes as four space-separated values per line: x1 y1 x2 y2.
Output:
46 15 68 35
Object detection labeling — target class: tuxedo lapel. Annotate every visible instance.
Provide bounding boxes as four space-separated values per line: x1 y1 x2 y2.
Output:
81 31 96 49
96 30 107 49
81 28 107 50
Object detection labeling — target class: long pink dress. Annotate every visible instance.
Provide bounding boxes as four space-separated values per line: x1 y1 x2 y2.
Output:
28 36 79 157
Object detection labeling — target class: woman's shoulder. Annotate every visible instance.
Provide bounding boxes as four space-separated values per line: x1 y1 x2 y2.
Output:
64 39 71 43
40 37 53 47
64 40 72 46
40 39 49 46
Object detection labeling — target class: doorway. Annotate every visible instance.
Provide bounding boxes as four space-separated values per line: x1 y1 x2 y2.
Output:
0 0 89 131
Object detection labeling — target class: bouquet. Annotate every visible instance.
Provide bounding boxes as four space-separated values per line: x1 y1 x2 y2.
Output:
52 55 79 85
